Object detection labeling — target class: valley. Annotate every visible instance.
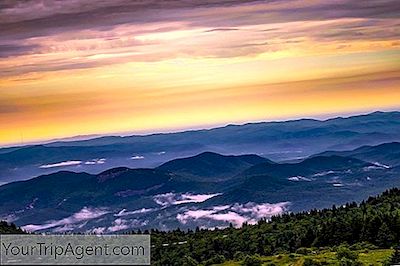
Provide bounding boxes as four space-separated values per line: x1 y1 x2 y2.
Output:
0 140 399 234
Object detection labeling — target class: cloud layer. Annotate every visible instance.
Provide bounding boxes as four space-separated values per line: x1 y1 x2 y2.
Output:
0 0 399 146
39 158 106 168
22 207 109 232
177 202 289 227
1 0 399 77
153 193 221 207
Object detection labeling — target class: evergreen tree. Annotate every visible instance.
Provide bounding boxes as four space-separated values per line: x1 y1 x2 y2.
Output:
377 223 395 248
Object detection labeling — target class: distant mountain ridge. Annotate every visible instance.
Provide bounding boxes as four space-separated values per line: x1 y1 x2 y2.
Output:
1 111 399 183
158 152 270 180
316 142 400 166
240 155 370 178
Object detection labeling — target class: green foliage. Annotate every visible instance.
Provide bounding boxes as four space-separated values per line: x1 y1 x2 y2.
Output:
338 257 362 266
394 247 400 262
336 245 358 261
182 256 199 266
377 222 395 248
233 251 245 261
150 188 400 265
384 247 400 265
296 247 311 255
241 255 262 266
0 221 24 234
218 249 392 266
302 257 322 266
349 241 377 251
335 245 363 266
204 255 226 266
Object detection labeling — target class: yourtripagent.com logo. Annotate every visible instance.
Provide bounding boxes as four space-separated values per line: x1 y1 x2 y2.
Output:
0 235 150 265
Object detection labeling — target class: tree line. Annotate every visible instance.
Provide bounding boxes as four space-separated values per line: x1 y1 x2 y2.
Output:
146 188 400 265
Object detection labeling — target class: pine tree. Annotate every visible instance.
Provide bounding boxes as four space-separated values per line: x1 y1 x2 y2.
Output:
377 223 395 248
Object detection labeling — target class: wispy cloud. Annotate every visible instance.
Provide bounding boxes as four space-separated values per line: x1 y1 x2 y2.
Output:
22 207 109 232
84 158 106 165
153 193 221 207
0 0 399 146
107 218 130 233
93 218 149 233
288 176 313 182
114 208 154 217
1 0 399 77
177 202 289 227
39 160 82 168
131 155 145 160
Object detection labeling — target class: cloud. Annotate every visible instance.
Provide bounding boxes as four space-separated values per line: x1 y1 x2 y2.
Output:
313 171 336 177
91 227 106 234
288 176 313 182
231 202 289 219
106 218 149 233
107 218 130 233
1 0 399 77
22 207 109 232
2 1 398 40
153 193 221 207
131 155 144 160
153 193 174 207
0 214 18 223
84 158 106 165
372 162 390 169
0 0 399 147
177 202 289 227
52 224 80 233
0 0 255 41
333 183 344 187
204 28 239 33
0 44 40 58
39 160 82 168
177 209 250 227
114 208 154 217
174 193 222 205
0 103 23 114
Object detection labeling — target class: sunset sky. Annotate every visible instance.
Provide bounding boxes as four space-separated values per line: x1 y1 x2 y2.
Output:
0 0 399 146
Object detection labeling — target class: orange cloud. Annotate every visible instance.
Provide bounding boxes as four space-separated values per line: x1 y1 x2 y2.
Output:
0 1 399 146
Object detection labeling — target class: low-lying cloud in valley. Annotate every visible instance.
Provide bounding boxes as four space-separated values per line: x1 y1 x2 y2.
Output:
131 155 145 160
153 193 222 207
39 160 82 168
177 202 290 228
22 207 109 232
114 208 154 217
84 158 106 165
39 158 106 168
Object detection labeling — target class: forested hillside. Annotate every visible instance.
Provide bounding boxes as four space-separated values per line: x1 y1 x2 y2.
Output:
0 221 24 234
150 188 400 265
1 188 399 265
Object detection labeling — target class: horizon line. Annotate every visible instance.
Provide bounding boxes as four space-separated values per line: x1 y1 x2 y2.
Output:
1 108 399 149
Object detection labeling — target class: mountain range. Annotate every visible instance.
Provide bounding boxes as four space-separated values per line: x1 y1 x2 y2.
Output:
0 141 399 233
1 111 400 184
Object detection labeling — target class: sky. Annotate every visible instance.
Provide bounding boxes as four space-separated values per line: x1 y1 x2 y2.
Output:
0 0 399 146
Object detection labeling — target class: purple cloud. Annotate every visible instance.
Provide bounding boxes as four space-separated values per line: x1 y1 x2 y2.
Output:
0 0 399 77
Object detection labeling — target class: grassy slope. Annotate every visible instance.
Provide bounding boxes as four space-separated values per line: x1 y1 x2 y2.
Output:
219 249 393 266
